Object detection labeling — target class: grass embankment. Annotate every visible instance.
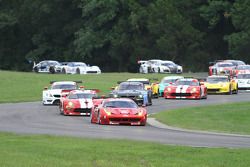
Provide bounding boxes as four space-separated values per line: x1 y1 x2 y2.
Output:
153 102 250 135
0 70 204 103
0 133 250 167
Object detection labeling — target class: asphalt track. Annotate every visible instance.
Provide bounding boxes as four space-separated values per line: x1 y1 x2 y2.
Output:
0 92 250 148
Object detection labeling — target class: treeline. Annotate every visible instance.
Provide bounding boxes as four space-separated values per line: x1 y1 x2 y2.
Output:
0 0 250 72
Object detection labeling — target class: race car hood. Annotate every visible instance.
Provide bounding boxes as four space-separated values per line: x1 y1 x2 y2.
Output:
205 82 229 88
86 66 100 71
168 85 198 92
105 108 141 115
113 90 145 96
69 99 93 108
237 79 250 84
43 89 63 96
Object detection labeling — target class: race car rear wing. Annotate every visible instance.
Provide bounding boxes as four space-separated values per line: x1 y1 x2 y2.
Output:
50 80 83 84
137 60 148 64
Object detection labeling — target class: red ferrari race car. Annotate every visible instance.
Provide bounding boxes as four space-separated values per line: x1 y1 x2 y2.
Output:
164 78 207 99
59 89 98 116
91 98 147 125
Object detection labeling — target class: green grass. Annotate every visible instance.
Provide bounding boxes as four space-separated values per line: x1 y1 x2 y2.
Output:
153 102 250 135
0 132 250 167
0 70 205 103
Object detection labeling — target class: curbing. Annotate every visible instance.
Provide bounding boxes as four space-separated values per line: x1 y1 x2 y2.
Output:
147 118 250 138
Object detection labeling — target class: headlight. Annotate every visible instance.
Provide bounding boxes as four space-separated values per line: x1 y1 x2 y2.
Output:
68 102 74 107
191 88 197 93
113 94 118 98
167 87 171 91
46 93 53 97
104 109 111 115
138 94 143 98
66 101 74 110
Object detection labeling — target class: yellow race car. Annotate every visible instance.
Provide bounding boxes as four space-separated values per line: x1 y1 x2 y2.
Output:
127 78 159 98
204 75 238 94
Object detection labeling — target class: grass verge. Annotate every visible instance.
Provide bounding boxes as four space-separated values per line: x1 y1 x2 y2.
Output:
0 70 205 103
0 132 250 167
153 102 250 135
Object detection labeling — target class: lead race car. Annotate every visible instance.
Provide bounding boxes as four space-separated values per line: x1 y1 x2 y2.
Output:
91 98 147 125
59 90 98 116
164 78 207 99
42 81 82 105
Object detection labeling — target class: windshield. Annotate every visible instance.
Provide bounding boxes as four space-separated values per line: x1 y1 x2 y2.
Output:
237 66 250 70
237 74 250 79
48 61 59 66
75 63 86 66
207 77 228 83
118 83 144 90
51 84 77 90
68 93 95 99
161 63 175 66
217 63 234 67
103 101 137 108
161 79 177 84
175 80 199 86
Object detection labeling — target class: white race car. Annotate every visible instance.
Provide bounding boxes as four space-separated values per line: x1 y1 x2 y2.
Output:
236 73 250 91
61 62 101 74
33 60 63 73
138 59 182 74
42 81 82 105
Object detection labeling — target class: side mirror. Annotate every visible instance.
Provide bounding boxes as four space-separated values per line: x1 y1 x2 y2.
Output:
44 87 48 90
110 87 115 90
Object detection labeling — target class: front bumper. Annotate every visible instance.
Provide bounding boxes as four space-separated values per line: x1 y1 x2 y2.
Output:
43 97 60 105
101 115 147 125
64 108 91 116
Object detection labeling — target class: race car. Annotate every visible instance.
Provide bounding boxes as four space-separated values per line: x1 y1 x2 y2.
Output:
208 62 235 76
235 73 250 90
42 81 82 105
61 62 101 74
91 98 147 125
33 60 63 73
233 65 250 76
158 76 184 96
109 81 152 106
204 75 238 94
138 59 182 74
59 90 97 116
164 78 207 99
127 78 159 98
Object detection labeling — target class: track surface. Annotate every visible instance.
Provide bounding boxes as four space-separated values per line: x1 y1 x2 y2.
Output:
0 92 250 148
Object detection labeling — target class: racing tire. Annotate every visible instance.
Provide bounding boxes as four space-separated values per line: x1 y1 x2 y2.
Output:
76 68 80 74
62 68 66 74
234 85 238 94
90 113 95 123
158 67 161 73
34 67 39 73
49 66 55 74
59 103 64 115
147 93 153 105
227 86 232 95
97 112 101 124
